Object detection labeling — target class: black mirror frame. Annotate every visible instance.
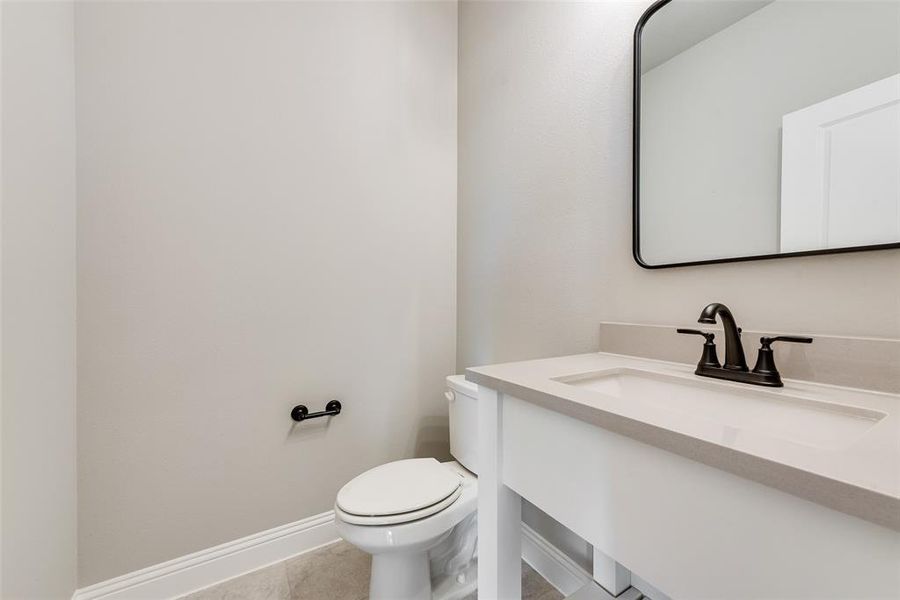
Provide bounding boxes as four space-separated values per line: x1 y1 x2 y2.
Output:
632 0 900 269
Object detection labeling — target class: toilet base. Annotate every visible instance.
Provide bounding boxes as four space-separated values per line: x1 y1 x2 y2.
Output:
370 551 432 600
432 562 477 600
369 551 478 600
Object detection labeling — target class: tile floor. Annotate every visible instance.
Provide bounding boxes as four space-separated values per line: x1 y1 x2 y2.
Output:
178 539 562 600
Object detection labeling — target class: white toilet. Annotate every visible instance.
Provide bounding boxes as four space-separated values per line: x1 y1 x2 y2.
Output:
335 375 479 600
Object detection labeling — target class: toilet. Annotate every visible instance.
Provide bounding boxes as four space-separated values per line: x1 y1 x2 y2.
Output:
335 375 479 600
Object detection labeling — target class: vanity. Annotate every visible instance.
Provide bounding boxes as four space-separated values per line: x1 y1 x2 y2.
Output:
464 0 900 595
468 350 900 599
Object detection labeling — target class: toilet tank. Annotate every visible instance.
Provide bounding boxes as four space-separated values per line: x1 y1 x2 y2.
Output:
446 375 478 474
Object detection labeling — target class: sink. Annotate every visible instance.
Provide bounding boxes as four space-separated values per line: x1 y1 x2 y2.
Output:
552 368 887 449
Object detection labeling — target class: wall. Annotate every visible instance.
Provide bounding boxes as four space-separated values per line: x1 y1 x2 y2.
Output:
1 2 79 598
459 0 626 369
640 0 900 264
458 0 900 586
75 1 457 585
639 0 772 72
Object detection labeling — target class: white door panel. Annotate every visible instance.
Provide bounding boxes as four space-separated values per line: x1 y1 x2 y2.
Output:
780 73 900 252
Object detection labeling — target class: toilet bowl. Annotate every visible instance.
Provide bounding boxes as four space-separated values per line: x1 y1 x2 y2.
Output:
334 375 479 600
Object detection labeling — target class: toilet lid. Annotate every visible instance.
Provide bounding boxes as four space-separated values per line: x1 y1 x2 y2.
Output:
336 458 461 517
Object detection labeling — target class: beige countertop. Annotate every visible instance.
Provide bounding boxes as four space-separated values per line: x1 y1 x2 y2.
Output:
466 352 900 531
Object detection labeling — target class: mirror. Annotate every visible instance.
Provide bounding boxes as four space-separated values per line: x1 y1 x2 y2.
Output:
634 0 900 268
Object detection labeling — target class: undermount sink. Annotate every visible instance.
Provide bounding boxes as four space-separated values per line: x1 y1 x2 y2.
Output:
552 368 887 449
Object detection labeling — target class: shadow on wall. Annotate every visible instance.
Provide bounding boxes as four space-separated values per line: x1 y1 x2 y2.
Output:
413 415 451 462
284 412 336 443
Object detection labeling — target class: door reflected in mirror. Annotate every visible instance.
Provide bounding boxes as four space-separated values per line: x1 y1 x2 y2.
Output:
634 0 900 267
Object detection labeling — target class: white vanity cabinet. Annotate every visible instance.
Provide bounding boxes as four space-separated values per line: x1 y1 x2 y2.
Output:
470 354 900 600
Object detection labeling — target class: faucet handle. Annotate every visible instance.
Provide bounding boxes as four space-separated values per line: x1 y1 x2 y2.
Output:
759 335 813 348
753 335 813 379
676 329 721 369
677 328 715 343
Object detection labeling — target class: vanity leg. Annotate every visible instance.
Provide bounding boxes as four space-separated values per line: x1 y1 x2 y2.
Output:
478 386 522 600
593 547 631 596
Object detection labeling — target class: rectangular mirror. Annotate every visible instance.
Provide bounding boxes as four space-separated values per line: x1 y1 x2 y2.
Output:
634 0 900 268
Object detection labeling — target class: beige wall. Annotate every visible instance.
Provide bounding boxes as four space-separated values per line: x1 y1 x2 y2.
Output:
1 2 79 598
75 1 457 585
458 0 900 372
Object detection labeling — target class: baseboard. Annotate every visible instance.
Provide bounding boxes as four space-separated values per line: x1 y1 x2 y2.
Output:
522 522 593 596
72 511 591 600
71 511 339 600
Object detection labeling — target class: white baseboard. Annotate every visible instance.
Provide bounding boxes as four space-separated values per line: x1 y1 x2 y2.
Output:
72 511 593 600
72 511 339 600
522 522 593 596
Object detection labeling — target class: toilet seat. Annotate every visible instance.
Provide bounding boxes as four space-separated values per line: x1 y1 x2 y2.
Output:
337 486 462 525
336 458 463 526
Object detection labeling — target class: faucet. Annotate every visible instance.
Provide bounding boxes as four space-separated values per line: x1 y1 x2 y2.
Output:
698 302 747 371
678 302 813 387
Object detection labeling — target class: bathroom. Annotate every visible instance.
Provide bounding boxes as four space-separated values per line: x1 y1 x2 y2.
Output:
2 0 898 599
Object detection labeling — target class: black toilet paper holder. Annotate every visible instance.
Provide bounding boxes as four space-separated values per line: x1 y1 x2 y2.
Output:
290 400 342 422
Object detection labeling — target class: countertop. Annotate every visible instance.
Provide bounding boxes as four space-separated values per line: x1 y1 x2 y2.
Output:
466 352 900 531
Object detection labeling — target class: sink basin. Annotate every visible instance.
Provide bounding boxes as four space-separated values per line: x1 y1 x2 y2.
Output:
553 368 887 449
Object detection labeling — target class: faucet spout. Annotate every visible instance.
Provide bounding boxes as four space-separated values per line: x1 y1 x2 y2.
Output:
698 303 747 371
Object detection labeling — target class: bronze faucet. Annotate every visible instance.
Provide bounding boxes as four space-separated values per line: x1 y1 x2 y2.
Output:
678 303 812 387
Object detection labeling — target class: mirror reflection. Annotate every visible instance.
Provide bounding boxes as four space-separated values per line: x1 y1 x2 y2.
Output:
637 0 900 266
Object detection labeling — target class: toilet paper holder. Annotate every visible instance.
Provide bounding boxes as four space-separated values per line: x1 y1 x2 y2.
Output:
291 400 342 422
